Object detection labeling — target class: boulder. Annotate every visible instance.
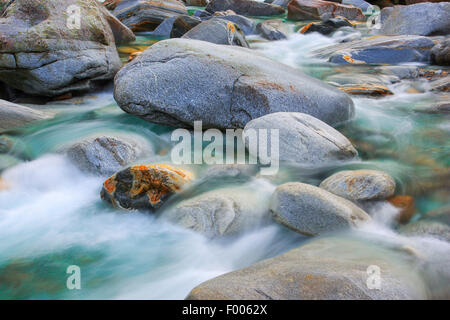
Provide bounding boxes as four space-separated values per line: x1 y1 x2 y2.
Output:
256 20 288 40
65 135 154 176
0 0 132 97
288 0 366 22
112 0 188 31
380 3 450 36
400 220 450 242
184 0 208 5
163 187 270 238
216 14 256 35
187 236 428 299
313 35 435 65
243 112 357 166
182 18 249 47
431 38 450 66
205 0 285 16
336 84 393 96
299 17 353 35
170 15 202 38
100 164 194 211
342 0 371 11
0 100 50 131
319 170 396 201
269 182 371 236
114 39 355 129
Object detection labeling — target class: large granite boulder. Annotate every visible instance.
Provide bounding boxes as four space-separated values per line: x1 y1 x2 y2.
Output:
0 0 134 97
187 236 429 299
0 99 51 131
320 170 396 201
112 0 188 31
380 2 450 36
205 0 285 16
114 39 355 129
313 35 435 65
182 18 249 47
288 0 366 22
269 182 371 236
65 135 154 176
243 112 357 166
163 187 270 238
100 164 194 211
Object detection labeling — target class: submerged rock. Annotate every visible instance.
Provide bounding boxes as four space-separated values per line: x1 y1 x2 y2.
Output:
269 182 371 236
182 18 249 47
114 39 355 129
206 0 285 16
431 38 450 66
300 17 353 36
380 2 450 36
256 20 288 40
0 0 131 97
243 112 357 166
388 195 416 224
288 0 365 21
112 0 188 31
430 76 450 92
187 236 428 299
337 84 393 96
400 220 450 242
203 164 259 180
320 170 396 201
100 164 194 211
66 135 154 176
184 0 208 6
313 35 435 65
0 100 50 131
164 187 270 238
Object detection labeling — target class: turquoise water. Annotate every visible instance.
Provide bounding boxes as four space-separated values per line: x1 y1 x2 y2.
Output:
0 25 449 299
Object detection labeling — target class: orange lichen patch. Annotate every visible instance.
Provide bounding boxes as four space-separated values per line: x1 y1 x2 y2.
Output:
388 195 416 224
342 55 365 64
299 22 319 34
226 22 236 34
0 178 9 191
103 176 117 194
338 84 393 96
255 80 285 91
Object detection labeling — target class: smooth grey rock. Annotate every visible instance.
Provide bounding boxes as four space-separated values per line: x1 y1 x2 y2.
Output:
182 18 249 47
243 112 357 166
65 135 153 176
430 76 450 92
114 39 355 129
203 164 259 180
170 15 202 38
0 99 50 131
164 187 270 238
216 14 256 35
256 20 288 41
431 38 450 66
205 0 285 16
0 0 131 97
187 236 428 299
400 220 450 242
320 170 396 201
300 17 353 36
269 182 371 236
272 0 290 8
113 0 188 31
380 3 450 36
342 0 371 11
313 35 435 65
375 65 420 80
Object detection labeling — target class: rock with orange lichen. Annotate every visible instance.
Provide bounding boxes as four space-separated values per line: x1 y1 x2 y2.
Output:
288 0 365 22
313 35 435 65
100 164 194 211
112 0 188 32
388 195 416 224
337 84 393 97
320 170 396 202
299 17 353 36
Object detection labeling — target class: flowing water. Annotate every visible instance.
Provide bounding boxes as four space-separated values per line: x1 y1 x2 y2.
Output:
0 15 449 299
